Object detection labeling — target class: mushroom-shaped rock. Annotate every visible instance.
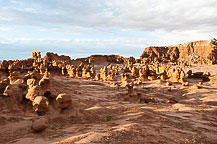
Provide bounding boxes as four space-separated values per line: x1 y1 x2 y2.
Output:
33 96 49 113
56 93 71 109
26 85 43 101
32 117 48 132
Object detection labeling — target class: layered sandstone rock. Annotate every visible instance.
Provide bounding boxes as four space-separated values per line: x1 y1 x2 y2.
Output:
140 38 217 64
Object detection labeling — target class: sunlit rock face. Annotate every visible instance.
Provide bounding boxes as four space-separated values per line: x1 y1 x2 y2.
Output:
140 38 217 64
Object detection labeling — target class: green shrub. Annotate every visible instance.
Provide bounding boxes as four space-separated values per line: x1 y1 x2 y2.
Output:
105 115 112 121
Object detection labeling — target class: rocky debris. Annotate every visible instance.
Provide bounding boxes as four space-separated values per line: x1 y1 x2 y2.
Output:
56 93 71 109
32 117 48 132
140 38 217 64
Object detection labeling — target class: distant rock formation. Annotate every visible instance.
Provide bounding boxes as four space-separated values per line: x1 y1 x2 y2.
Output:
140 38 217 64
0 52 128 71
73 54 126 65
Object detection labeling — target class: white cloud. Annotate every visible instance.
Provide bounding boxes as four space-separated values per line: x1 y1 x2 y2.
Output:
1 0 216 32
0 15 13 21
0 27 10 31
0 0 216 48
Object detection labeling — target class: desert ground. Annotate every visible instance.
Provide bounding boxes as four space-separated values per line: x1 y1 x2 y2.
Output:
1 61 217 144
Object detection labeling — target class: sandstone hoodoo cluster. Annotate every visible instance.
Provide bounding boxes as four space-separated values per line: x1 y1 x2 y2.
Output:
0 38 217 143
140 38 217 64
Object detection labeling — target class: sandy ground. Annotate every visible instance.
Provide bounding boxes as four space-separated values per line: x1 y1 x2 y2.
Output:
1 65 217 144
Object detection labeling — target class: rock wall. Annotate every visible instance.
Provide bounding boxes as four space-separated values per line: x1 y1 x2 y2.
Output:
140 38 217 64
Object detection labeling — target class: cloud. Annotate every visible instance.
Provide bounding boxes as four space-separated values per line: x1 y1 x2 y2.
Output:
0 0 216 60
1 0 216 32
0 27 10 31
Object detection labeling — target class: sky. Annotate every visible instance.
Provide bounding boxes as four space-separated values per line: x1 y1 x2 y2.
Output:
0 0 217 60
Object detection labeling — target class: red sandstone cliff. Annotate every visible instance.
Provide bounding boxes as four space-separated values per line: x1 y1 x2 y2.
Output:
140 38 217 64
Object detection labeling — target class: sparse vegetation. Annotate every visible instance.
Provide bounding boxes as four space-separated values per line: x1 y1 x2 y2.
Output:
49 125 56 130
105 115 112 121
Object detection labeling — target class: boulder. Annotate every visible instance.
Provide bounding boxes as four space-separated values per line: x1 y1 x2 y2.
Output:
3 84 24 103
26 85 43 101
56 93 71 109
33 96 49 113
32 117 48 132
